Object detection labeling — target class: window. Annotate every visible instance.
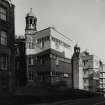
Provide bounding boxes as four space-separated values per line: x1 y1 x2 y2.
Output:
41 41 44 48
46 36 49 41
100 79 103 83
28 56 34 65
28 42 31 49
30 19 32 24
103 79 105 83
28 71 34 80
0 31 7 45
55 58 59 66
15 48 20 56
64 73 69 78
0 7 6 21
0 56 8 70
27 42 34 49
55 42 59 49
100 73 103 78
26 42 29 48
16 62 20 71
50 54 53 58
83 60 88 66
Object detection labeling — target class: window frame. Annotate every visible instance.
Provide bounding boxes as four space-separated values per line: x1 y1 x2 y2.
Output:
28 56 34 65
0 55 8 70
0 7 7 21
0 30 7 45
28 71 34 81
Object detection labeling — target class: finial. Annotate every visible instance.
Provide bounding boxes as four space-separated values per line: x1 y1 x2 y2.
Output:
75 41 78 48
26 8 35 17
30 8 32 13
76 41 79 46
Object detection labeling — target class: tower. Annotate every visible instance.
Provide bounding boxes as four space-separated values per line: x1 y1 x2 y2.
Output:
74 44 80 57
25 9 38 85
25 8 37 35
25 8 37 53
72 44 84 89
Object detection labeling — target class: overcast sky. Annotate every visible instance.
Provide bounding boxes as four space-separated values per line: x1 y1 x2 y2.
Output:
13 0 105 62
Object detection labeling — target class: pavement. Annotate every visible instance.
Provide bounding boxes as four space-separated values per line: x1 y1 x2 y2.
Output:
31 97 105 105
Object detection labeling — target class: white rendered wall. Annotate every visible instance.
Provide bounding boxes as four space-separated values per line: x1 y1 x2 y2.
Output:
26 39 50 55
26 27 73 59
50 28 72 59
26 28 51 55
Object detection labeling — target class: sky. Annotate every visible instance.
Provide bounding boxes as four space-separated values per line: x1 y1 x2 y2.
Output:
12 0 105 62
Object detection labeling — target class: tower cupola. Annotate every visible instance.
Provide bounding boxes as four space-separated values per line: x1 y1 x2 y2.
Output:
25 8 37 32
74 44 80 56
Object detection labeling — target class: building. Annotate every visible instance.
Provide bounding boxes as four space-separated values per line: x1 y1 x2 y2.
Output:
15 36 27 87
0 0 15 91
71 45 83 89
99 62 105 95
25 9 73 87
72 45 100 92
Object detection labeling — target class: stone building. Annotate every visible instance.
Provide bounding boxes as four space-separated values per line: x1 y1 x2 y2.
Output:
99 62 105 95
15 36 27 87
25 9 73 87
0 0 15 91
72 45 100 92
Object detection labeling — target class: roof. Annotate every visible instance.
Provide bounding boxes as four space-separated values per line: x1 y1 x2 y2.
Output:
34 27 72 46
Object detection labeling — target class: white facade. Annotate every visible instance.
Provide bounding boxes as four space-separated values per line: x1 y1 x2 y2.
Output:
26 27 73 59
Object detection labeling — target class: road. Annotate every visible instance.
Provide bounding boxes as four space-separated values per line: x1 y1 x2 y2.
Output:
30 97 105 105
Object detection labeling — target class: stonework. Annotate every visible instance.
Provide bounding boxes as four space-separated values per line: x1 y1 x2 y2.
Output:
25 9 73 87
15 38 27 87
72 45 100 92
0 0 15 92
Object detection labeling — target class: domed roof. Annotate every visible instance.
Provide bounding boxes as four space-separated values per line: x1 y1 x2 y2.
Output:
26 8 36 18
